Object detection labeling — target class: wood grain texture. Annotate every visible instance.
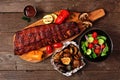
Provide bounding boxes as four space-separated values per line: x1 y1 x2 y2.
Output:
0 71 120 80
0 0 120 80
0 52 16 70
0 12 119 32
15 50 120 71
0 0 119 12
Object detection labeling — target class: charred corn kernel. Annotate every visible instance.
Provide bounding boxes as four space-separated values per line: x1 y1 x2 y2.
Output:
61 57 71 65
43 15 53 24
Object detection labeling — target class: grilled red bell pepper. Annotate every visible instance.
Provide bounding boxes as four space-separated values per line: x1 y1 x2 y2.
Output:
55 9 70 24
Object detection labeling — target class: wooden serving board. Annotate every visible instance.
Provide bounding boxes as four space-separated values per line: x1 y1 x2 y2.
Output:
18 9 105 63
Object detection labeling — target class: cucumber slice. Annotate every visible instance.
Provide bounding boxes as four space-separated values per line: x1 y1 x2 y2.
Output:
98 39 104 45
86 49 92 55
88 37 94 43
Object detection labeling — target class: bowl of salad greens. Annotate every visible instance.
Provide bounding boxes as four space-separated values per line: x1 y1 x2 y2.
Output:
79 28 113 62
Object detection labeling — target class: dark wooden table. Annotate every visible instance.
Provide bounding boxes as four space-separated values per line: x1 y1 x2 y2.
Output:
0 0 120 80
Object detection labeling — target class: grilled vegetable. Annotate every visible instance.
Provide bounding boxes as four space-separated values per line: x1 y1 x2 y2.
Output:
43 15 54 24
51 13 58 22
55 9 70 24
61 57 71 65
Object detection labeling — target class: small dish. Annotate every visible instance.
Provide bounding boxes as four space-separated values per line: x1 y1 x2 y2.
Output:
24 5 37 18
79 28 113 62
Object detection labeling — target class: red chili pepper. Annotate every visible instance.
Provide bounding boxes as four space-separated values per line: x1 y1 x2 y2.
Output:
53 43 63 48
55 9 70 24
46 45 53 54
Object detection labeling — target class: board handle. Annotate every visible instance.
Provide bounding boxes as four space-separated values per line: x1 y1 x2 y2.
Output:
88 9 105 22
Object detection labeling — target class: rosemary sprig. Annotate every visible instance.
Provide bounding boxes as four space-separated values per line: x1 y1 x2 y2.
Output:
22 16 31 22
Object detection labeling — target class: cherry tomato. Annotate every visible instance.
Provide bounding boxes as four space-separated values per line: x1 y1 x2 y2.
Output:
93 39 98 44
88 43 93 49
94 49 101 55
101 44 105 49
53 43 63 48
46 45 53 54
92 32 97 38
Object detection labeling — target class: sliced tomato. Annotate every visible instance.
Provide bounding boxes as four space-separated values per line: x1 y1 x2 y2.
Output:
53 43 63 48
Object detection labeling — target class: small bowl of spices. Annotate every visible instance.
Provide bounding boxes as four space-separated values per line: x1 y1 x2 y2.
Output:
24 5 37 18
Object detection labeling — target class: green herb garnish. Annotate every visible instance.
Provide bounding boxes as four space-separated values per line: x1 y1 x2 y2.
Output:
22 16 31 22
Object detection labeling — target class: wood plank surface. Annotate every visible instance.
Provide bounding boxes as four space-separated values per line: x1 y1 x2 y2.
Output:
0 71 120 80
0 0 120 80
0 0 120 12
16 51 120 71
